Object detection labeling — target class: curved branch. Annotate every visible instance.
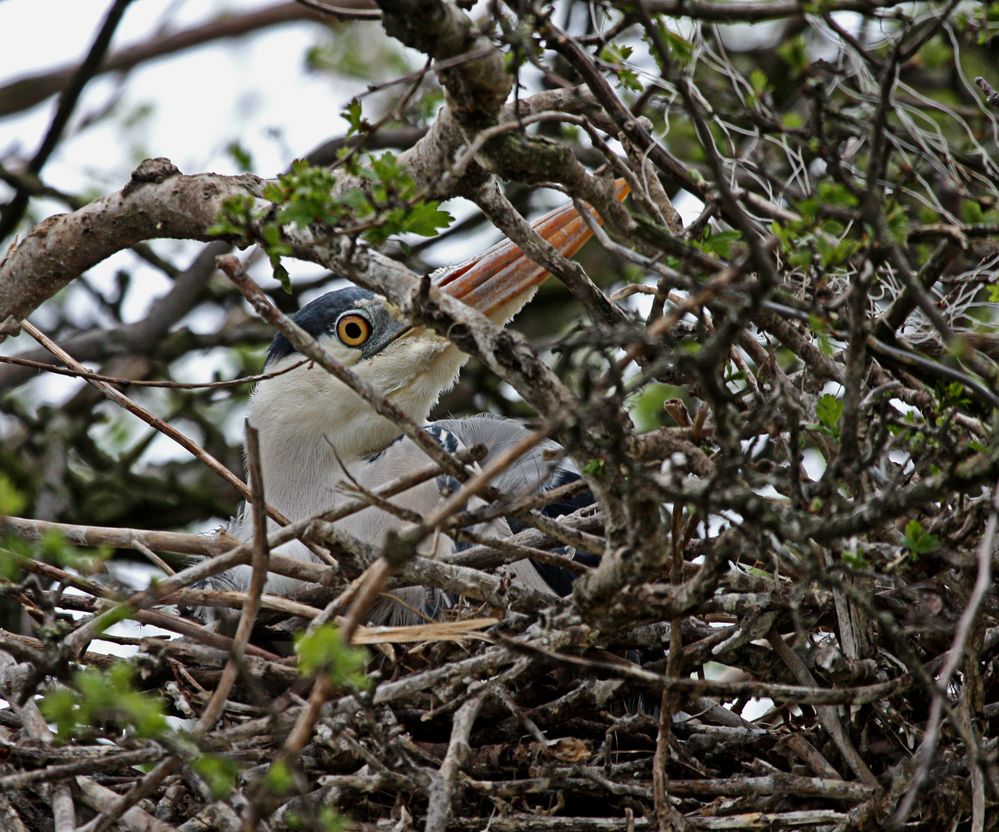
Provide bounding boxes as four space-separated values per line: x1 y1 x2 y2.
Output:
0 159 264 326
376 0 510 129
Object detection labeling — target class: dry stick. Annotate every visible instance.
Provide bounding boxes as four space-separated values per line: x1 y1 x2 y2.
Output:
0 652 76 832
55 584 320 622
27 449 485 665
459 474 589 525
574 203 741 389
341 429 548 644
438 810 849 829
302 573 367 634
2 515 236 556
976 75 999 109
511 505 603 555
446 507 603 570
654 506 691 832
496 632 906 706
27 448 483 660
6 444 476 569
52 569 281 662
425 693 486 832
470 176 626 328
339 425 554 638
0 747 163 790
134 608 281 661
0 3 329 119
494 685 547 743
464 772 875 802
766 632 878 787
450 528 590 575
76 774 179 832
0 0 131 240
0 351 309 389
197 422 271 732
891 477 999 826
959 648 988 832
132 540 176 576
0 796 28 832
410 428 553 550
294 444 487 635
11 556 281 661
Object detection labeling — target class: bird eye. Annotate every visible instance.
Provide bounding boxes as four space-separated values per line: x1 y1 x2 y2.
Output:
335 312 371 347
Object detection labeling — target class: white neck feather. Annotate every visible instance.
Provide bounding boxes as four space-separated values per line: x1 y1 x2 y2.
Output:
246 337 468 520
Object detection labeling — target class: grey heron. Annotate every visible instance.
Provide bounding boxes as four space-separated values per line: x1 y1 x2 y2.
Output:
217 188 620 624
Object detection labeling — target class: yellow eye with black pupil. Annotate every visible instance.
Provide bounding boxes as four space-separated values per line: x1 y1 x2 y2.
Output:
336 314 371 347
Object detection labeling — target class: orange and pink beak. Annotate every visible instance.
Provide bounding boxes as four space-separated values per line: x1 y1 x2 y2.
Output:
435 180 628 319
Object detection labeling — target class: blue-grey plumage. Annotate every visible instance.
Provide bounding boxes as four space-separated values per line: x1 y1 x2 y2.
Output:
215 191 613 625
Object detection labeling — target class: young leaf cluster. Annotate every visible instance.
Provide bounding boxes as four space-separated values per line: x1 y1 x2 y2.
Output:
209 155 452 291
40 662 169 741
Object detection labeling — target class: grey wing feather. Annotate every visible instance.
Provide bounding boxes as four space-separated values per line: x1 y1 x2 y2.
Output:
433 415 578 497
431 415 579 597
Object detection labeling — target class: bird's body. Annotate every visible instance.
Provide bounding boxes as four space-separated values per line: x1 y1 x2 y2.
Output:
223 409 576 622
214 187 623 623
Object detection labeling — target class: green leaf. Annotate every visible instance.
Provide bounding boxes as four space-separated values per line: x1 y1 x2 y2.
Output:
936 380 971 409
341 99 366 136
782 112 804 130
661 28 693 65
814 394 844 439
749 68 769 96
901 519 939 558
40 663 169 741
207 194 259 241
264 760 296 796
599 43 641 92
961 199 985 224
295 625 369 688
777 35 808 72
0 474 25 516
815 235 860 268
317 807 347 832
271 259 291 294
816 181 858 209
193 755 241 800
400 201 453 237
698 229 742 258
842 548 868 569
225 141 254 172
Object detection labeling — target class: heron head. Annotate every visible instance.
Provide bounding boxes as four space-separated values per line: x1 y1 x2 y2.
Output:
248 187 623 460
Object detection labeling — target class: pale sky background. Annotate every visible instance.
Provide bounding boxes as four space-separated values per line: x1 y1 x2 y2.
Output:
0 1 396 319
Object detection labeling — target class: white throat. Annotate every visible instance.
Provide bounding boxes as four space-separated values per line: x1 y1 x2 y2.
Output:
246 337 468 520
